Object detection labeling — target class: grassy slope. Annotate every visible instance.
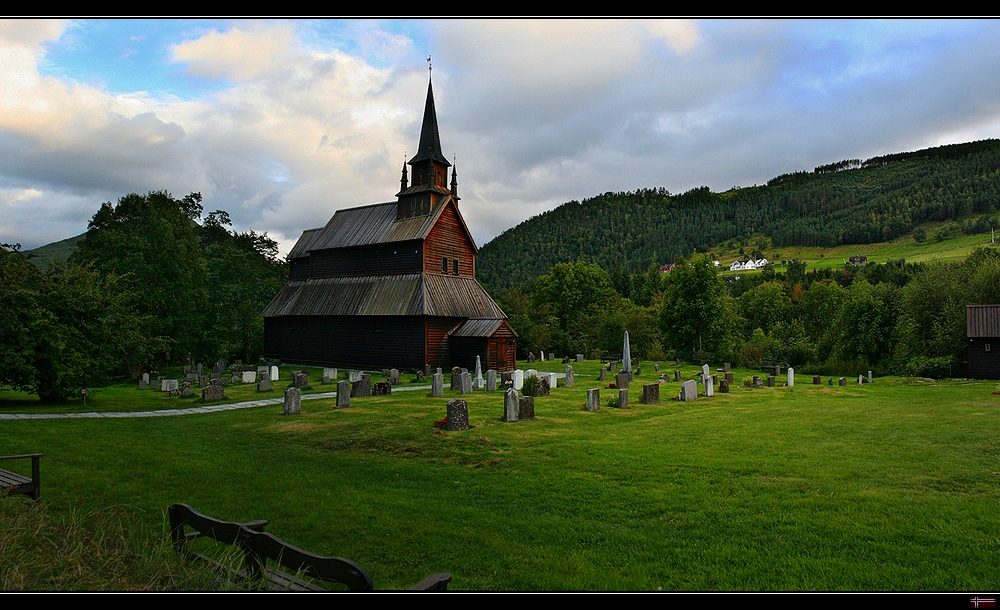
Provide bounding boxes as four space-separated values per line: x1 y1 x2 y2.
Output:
2 360 998 591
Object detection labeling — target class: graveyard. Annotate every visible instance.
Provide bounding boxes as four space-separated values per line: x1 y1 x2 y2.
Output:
2 359 999 590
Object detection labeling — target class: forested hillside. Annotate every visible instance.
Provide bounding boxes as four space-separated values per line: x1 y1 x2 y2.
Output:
479 139 1000 290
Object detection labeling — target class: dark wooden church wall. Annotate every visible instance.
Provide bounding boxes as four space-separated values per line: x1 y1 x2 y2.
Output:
426 317 463 369
968 338 1000 379
309 242 423 278
424 204 476 277
276 315 425 370
450 337 488 372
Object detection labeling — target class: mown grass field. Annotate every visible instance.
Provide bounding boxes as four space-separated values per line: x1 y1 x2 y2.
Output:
2 361 999 591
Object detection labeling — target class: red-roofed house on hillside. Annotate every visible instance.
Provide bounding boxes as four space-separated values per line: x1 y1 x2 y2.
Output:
262 79 516 372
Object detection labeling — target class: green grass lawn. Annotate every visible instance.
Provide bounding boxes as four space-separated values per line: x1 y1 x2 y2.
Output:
2 360 999 590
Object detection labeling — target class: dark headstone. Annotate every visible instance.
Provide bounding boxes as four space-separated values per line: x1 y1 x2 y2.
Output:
293 372 309 389
373 381 392 396
674 370 681 382
336 380 350 407
719 379 730 393
528 352 536 363
724 362 731 373
641 383 659 404
615 372 629 389
618 388 629 409
202 380 225 402
283 387 302 415
725 372 734 384
586 388 600 411
138 379 148 390
257 378 272 392
654 363 660 372
431 372 444 397
828 377 834 386
753 376 762 389
451 367 462 391
446 399 469 431
838 377 846 386
813 375 821 385
534 376 551 397
599 368 607 381
415 370 425 382
518 396 535 420
767 376 775 388
351 374 371 397
181 382 193 397
562 356 570 364
635 366 641 377
565 365 575 388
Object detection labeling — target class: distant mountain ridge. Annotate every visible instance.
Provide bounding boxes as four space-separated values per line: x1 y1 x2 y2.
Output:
477 139 1000 290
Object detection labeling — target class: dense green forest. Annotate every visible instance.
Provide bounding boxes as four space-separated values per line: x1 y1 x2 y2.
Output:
479 139 1000 291
1 192 287 401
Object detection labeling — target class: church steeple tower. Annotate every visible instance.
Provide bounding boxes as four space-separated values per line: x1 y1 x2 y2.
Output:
396 73 455 221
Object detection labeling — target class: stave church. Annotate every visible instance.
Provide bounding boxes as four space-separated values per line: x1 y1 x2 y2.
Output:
262 77 516 372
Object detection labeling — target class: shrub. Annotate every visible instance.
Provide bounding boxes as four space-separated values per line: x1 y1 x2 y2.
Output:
742 376 754 387
522 374 539 397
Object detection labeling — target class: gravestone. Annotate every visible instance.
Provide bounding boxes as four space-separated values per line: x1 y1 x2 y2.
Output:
599 368 607 381
202 380 225 401
473 356 484 390
724 362 731 373
654 363 660 372
539 352 545 361
674 370 681 382
641 383 659 404
138 377 148 390
322 373 332 385
163 379 179 392
388 369 402 385
231 373 241 385
518 396 535 420
565 365 575 388
436 368 442 375
181 382 193 397
586 388 601 411
635 366 641 377
680 380 697 401
373 381 392 396
415 370 425 382
706 376 714 397
702 364 711 383
526 368 538 380
618 388 629 409
183 365 191 375
528 352 536 363
838 377 846 386
257 378 272 392
197 363 204 377
858 375 864 385
348 370 362 383
336 381 350 408
767 376 775 388
425 363 433 378
242 371 257 384
258 366 269 380
283 387 301 415
270 366 279 381
431 372 444 397
459 371 473 394
501 371 514 389
503 388 519 422
294 372 309 389
547 372 558 390
868 370 873 383
142 372 150 384
535 376 551 397
787 367 795 387
451 367 462 391
548 352 554 361
725 372 734 384
615 372 629 389
323 368 337 382
351 374 371 397
753 376 762 389
486 369 497 392
813 375 821 385
446 399 469 431
514 370 524 391
719 379 729 393
576 354 584 362
828 377 833 386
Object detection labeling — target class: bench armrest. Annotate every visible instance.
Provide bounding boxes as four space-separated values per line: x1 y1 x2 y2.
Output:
407 573 452 591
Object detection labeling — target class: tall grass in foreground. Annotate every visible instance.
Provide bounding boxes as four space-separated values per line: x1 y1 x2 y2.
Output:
0 495 232 591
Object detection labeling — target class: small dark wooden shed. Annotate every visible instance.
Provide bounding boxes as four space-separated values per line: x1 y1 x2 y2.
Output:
967 304 1000 379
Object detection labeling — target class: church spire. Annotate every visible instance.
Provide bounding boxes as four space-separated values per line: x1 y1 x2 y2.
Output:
409 76 450 167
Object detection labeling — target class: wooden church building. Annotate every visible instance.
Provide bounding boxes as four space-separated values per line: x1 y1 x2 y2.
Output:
262 79 516 372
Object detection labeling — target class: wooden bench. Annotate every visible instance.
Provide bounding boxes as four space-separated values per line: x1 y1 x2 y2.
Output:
168 503 452 591
0 454 42 501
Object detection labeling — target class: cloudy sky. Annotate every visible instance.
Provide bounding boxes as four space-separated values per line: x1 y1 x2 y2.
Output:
3 19 1000 254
